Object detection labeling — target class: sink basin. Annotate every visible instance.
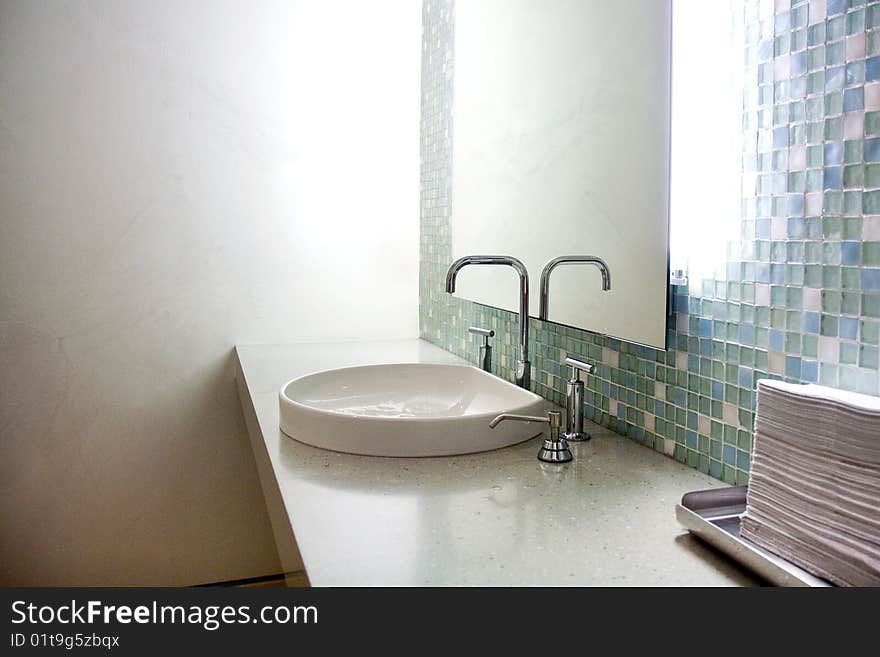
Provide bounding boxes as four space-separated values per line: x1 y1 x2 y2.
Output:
279 363 547 456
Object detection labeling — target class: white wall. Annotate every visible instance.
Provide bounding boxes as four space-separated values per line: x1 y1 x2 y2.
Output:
0 0 420 585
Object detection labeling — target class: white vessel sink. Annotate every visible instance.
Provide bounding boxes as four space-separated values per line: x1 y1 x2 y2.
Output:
279 363 546 457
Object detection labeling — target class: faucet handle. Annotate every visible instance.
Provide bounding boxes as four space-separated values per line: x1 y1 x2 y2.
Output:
489 411 571 463
562 356 592 442
564 355 594 381
468 327 494 372
468 326 495 341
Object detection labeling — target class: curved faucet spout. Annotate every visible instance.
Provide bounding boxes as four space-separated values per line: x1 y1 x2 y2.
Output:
445 255 528 293
445 255 530 389
538 255 611 321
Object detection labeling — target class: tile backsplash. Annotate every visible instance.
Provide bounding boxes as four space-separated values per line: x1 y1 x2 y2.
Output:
419 0 880 485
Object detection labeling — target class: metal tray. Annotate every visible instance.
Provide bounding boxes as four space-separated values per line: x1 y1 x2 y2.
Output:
676 486 832 587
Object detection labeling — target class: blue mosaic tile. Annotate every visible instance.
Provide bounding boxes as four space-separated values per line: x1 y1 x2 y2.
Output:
773 126 789 148
775 11 791 35
828 0 846 16
867 55 880 81
723 444 737 465
825 166 844 189
842 241 862 265
841 315 860 339
866 138 880 162
825 141 844 166
803 311 821 334
802 359 820 382
861 268 880 290
826 65 846 90
847 60 866 85
844 87 863 113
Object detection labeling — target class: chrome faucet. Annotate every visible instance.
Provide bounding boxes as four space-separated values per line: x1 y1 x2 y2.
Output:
538 255 611 321
445 255 531 388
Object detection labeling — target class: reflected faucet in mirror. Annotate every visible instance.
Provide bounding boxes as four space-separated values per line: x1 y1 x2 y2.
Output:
538 255 611 321
445 255 531 389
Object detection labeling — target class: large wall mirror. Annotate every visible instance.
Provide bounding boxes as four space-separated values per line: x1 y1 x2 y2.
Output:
449 0 671 349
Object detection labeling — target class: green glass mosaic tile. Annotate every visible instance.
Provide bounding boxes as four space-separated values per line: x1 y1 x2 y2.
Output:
829 16 846 41
865 190 880 213
827 41 846 67
845 164 865 187
841 341 859 364
863 293 880 317
867 111 880 138
864 242 880 265
845 191 863 214
843 290 861 314
843 266 862 288
866 163 880 187
826 191 844 214
869 27 880 56
845 139 864 163
809 46 826 71
863 319 880 343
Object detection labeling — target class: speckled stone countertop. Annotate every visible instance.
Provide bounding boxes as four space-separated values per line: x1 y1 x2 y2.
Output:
235 339 758 586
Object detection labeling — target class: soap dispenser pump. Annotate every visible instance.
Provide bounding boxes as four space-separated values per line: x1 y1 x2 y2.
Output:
489 410 572 463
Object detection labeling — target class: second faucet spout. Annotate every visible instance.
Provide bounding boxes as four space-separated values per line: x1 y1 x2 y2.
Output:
538 255 611 321
445 255 530 389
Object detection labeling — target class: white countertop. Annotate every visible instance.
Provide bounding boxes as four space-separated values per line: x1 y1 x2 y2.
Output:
235 339 758 586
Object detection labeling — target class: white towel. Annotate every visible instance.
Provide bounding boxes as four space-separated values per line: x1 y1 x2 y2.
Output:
740 379 880 586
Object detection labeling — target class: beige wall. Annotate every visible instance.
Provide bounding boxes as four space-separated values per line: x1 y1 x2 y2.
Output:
0 0 420 585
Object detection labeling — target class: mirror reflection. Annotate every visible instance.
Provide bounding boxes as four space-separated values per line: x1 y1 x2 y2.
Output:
449 0 672 349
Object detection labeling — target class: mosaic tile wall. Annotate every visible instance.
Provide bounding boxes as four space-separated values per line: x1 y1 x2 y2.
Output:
419 0 880 485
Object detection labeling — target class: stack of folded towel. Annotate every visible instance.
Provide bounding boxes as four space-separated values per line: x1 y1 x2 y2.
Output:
740 379 880 586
